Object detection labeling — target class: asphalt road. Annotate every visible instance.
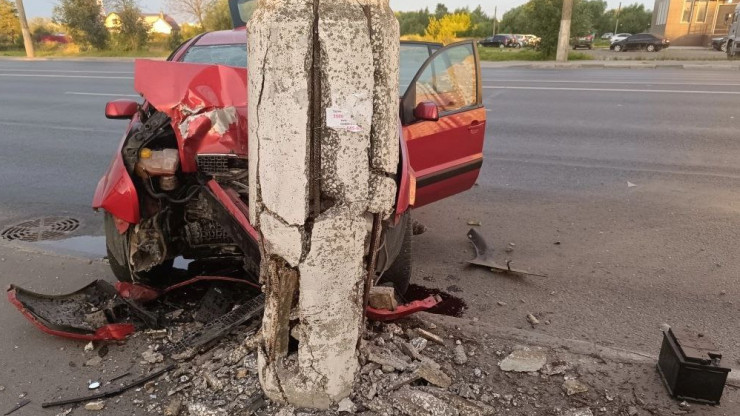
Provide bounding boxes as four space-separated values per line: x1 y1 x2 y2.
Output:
1 59 739 411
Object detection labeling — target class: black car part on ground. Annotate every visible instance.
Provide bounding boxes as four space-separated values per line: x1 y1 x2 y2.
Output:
466 228 545 278
7 280 159 341
42 364 177 408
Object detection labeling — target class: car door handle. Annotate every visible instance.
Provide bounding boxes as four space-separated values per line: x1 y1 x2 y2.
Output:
468 121 483 132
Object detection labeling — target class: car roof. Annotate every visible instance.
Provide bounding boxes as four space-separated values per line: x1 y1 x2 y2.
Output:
193 27 247 46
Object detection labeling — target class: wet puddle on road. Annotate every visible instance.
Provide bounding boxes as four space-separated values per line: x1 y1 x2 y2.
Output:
34 235 191 269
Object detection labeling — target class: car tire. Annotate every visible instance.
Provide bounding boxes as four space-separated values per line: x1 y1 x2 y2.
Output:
613 44 622 52
104 212 173 284
647 44 656 52
721 42 728 52
377 213 412 297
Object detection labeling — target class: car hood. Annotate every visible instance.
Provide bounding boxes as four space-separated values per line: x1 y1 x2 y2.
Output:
134 59 248 172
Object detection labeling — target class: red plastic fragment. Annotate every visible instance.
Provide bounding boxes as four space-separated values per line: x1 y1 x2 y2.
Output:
6 288 135 341
115 282 161 303
365 295 441 321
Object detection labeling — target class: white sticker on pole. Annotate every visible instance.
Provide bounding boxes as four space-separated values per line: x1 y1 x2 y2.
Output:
326 107 362 132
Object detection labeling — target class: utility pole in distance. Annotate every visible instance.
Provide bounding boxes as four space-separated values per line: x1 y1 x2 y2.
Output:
555 0 573 62
492 6 497 36
614 2 622 35
15 0 34 58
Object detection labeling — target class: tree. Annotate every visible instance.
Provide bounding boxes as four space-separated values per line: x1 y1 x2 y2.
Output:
425 12 471 44
53 0 108 49
107 0 149 51
396 9 430 36
202 0 231 31
500 5 533 34
0 0 20 47
166 0 212 28
434 3 448 19
603 4 652 34
456 6 494 38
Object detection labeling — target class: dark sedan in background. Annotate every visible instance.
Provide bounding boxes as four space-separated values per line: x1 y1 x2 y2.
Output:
610 33 669 52
479 34 518 48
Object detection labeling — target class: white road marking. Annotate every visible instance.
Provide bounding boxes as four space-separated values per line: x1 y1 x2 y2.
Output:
483 85 740 94
483 79 740 87
0 120 120 133
0 73 132 79
66 91 139 97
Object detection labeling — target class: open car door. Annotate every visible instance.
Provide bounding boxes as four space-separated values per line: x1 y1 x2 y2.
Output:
400 40 485 208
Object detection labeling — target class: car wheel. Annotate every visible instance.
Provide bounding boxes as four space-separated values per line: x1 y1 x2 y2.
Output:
646 44 656 52
721 42 728 52
614 44 622 52
377 213 412 296
104 212 173 284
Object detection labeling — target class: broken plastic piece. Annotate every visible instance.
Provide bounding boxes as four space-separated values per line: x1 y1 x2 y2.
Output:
42 364 176 408
366 295 441 321
466 229 545 278
88 381 101 390
7 281 140 341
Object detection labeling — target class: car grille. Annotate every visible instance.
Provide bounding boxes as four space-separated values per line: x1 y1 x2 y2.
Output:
196 154 247 175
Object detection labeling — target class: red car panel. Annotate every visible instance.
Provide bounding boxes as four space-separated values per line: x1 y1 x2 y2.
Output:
133 60 248 173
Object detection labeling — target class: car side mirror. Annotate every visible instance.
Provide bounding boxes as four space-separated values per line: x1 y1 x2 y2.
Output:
413 101 439 122
105 100 139 119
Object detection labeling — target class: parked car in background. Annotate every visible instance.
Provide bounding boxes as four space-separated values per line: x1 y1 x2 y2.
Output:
601 32 614 39
513 34 528 48
524 34 541 48
38 34 70 44
571 34 594 49
712 36 728 52
610 33 632 44
479 34 518 48
610 33 669 52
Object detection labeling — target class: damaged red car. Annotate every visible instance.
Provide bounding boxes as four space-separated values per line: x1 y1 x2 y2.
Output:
92 27 486 296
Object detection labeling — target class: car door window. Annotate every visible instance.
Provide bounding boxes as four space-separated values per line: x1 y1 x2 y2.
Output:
400 43 436 97
413 43 477 113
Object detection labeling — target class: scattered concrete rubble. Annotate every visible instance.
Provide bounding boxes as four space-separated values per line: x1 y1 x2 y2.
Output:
498 348 548 372
37 306 738 415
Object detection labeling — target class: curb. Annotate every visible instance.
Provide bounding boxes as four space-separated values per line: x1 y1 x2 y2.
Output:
416 312 740 386
481 60 740 71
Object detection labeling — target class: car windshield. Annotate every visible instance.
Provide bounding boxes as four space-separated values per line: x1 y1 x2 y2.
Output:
179 41 435 97
181 44 248 67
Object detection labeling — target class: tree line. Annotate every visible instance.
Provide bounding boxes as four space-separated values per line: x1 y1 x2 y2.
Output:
398 1 652 57
0 0 234 52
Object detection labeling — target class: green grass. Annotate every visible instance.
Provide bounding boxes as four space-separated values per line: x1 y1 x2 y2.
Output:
478 47 591 62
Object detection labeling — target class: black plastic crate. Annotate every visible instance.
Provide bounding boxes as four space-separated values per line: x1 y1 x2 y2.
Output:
657 328 731 405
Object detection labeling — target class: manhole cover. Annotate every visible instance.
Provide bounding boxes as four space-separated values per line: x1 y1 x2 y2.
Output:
1 217 81 242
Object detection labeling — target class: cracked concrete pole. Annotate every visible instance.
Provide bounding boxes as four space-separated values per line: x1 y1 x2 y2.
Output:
247 0 399 409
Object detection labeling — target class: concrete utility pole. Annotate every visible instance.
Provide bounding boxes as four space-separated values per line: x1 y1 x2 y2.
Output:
247 0 399 409
492 6 497 36
614 2 621 35
555 0 574 62
15 0 34 58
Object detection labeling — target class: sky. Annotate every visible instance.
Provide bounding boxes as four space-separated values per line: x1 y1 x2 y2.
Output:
24 0 654 22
